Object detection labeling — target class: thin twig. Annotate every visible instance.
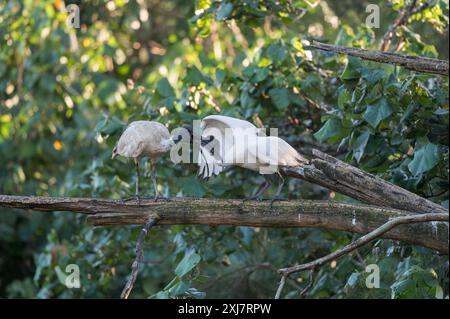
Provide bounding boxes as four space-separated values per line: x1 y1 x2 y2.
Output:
274 213 448 298
380 0 418 51
299 269 315 297
380 0 437 51
274 275 287 299
120 217 159 299
280 213 448 276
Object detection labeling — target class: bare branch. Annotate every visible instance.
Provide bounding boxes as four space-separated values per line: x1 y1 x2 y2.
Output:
279 213 448 276
307 41 448 76
120 217 158 299
299 269 315 297
274 275 287 299
273 212 448 298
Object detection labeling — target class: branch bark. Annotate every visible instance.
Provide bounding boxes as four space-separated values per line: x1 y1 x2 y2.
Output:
306 41 449 76
0 195 448 253
282 149 448 215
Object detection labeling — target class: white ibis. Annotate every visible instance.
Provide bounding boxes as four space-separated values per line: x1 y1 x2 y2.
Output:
112 120 182 201
198 115 308 206
198 115 264 180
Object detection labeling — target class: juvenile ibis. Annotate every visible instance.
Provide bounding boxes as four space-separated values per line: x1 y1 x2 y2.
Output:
112 120 183 201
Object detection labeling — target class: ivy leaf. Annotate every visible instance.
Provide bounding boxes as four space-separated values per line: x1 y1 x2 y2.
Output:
363 98 393 127
408 143 440 176
101 116 126 135
340 57 362 81
353 130 370 163
182 177 206 197
346 272 360 287
265 43 287 65
95 117 108 132
268 88 290 110
216 2 233 20
314 118 342 142
156 78 175 98
175 248 201 277
169 280 189 296
253 67 269 83
184 66 205 85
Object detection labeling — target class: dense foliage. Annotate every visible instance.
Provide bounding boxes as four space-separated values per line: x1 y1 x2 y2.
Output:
0 0 448 299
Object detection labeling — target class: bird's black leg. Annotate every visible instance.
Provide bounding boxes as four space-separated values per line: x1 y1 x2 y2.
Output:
269 172 286 208
150 160 170 202
122 159 141 204
243 175 272 204
135 159 140 197
240 175 272 210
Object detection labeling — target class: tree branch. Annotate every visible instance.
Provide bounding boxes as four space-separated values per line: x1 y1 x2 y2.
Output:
0 195 448 253
306 41 448 76
380 0 418 51
121 217 158 299
274 212 448 298
380 0 437 51
282 149 448 215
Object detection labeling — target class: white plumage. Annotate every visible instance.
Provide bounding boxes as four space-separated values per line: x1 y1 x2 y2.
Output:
112 120 175 201
198 115 307 206
198 115 264 179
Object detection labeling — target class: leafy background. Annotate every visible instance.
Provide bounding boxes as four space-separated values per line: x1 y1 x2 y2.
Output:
0 0 448 299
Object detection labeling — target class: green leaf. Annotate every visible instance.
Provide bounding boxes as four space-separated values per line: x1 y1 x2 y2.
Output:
268 88 290 110
54 266 67 285
291 37 304 53
363 98 393 127
337 88 352 109
340 57 362 80
101 116 126 135
184 66 206 86
266 43 287 65
215 69 226 84
156 78 175 97
169 280 189 296
95 118 108 132
175 248 201 277
346 272 360 287
152 291 169 299
253 68 269 83
353 130 370 163
97 79 119 100
216 2 233 20
182 177 206 197
408 143 440 176
240 90 255 109
314 118 342 142
391 279 415 298
186 288 206 299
